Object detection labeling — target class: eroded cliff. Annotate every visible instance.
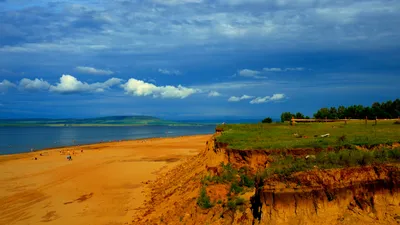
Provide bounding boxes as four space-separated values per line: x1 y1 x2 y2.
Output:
131 134 400 225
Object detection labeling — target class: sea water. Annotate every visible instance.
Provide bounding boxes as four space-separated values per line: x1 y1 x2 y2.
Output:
0 125 216 155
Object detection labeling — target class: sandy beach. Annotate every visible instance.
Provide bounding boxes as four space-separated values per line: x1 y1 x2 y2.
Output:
0 134 211 225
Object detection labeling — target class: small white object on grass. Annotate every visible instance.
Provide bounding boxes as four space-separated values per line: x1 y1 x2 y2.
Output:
305 155 316 160
320 133 330 138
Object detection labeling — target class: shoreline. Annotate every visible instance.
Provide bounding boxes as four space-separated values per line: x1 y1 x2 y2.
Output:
0 133 213 162
0 123 216 127
0 132 214 157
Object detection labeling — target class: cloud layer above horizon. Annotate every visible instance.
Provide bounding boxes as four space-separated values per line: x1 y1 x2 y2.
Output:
1 0 400 55
1 75 200 98
0 0 399 119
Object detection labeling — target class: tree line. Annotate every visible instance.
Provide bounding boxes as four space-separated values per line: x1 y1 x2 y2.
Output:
279 99 400 122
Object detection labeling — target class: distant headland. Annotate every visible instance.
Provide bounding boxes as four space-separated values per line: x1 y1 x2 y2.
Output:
0 115 198 127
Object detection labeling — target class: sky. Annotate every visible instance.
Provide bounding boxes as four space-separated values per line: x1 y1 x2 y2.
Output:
0 0 399 120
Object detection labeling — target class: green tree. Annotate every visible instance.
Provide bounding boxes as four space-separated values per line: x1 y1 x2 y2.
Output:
394 99 400 118
329 107 338 119
362 107 372 118
355 105 365 118
295 112 305 119
310 99 399 119
337 106 346 119
372 102 383 118
314 108 330 119
262 117 273 123
280 112 293 122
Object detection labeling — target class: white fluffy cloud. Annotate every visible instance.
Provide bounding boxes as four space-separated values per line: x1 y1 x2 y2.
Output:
158 69 181 75
19 78 50 91
236 69 266 79
208 91 221 97
0 79 16 93
75 66 114 75
234 67 305 79
122 78 197 99
1 75 197 98
263 67 304 72
228 94 254 102
49 75 122 94
250 93 286 104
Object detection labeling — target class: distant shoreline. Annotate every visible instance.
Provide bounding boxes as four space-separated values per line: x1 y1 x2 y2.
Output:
0 115 224 127
0 123 215 127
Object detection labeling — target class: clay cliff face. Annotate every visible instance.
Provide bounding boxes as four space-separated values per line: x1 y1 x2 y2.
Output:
255 166 400 225
132 135 400 225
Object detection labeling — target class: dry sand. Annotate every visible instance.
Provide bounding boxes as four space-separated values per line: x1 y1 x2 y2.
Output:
0 134 211 225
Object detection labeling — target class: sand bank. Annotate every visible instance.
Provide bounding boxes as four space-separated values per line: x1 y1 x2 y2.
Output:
0 134 211 225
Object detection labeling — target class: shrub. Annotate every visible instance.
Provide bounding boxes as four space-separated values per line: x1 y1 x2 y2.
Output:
257 169 273 181
373 150 388 162
235 197 245 205
327 151 341 165
360 151 374 166
239 173 255 188
262 117 273 123
229 182 244 194
349 150 365 166
261 147 400 182
337 135 347 143
220 163 237 182
197 186 214 209
227 199 237 210
201 174 213 184
227 197 245 210
388 148 400 159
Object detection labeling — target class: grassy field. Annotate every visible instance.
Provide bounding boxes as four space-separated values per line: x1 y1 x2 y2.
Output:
216 120 400 150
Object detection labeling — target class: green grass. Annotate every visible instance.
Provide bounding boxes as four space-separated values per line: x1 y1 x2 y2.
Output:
258 147 400 181
197 186 214 209
202 162 240 184
200 163 255 211
216 120 400 150
227 196 245 211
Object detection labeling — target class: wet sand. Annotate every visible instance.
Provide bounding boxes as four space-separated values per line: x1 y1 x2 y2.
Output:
0 134 211 225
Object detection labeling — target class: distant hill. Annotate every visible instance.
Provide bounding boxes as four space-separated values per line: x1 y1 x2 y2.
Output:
0 116 186 126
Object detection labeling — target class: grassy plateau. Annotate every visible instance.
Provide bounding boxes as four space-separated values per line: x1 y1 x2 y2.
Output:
216 120 400 150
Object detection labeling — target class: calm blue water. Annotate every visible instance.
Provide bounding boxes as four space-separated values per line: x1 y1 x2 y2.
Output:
0 125 216 155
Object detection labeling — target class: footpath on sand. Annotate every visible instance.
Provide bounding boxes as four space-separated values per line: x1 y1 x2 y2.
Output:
0 134 211 225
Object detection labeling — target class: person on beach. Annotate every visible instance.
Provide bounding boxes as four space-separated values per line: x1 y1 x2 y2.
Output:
67 155 72 161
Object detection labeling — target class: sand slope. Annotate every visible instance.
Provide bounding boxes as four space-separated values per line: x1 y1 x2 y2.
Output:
0 135 211 225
